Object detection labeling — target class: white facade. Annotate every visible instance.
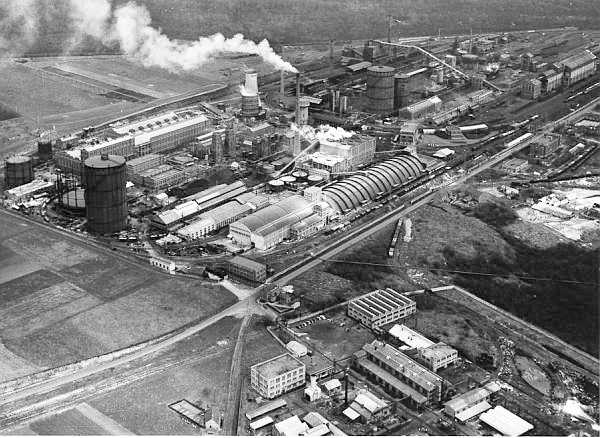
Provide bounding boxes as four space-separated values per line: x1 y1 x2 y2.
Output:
250 353 306 399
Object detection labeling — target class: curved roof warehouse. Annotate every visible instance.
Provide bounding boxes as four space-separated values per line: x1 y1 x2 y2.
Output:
229 195 315 250
322 155 425 213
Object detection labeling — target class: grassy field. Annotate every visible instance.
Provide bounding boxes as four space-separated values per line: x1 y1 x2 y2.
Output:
0 211 236 378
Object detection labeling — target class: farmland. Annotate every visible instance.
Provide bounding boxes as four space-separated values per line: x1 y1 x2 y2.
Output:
0 210 236 380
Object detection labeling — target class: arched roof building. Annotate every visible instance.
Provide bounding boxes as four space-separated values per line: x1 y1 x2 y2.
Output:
322 155 425 213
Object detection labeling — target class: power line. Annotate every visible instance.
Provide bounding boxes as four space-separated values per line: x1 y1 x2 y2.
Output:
319 258 598 286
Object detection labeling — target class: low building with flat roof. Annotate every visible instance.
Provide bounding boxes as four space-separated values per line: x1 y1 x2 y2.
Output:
348 288 416 329
419 342 459 372
479 405 533 436
444 381 501 419
228 256 267 284
250 353 306 399
389 324 435 350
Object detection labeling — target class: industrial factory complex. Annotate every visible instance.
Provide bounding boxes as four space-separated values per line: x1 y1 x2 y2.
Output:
0 15 599 438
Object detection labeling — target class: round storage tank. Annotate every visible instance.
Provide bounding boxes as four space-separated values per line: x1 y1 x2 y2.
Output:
307 174 324 185
5 155 34 189
292 170 308 181
37 140 53 161
83 154 127 234
366 65 395 114
268 179 285 192
280 175 296 186
262 163 275 175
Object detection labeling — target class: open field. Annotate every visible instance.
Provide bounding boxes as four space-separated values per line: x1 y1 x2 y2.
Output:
2 316 242 435
0 210 236 379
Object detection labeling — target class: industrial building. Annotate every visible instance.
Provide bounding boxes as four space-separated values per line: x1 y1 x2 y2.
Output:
444 381 501 421
501 157 530 173
480 406 534 436
398 123 421 147
419 343 459 372
126 153 164 178
539 69 563 94
354 340 444 405
151 181 247 231
347 288 416 329
521 78 542 100
5 179 54 203
556 50 597 87
177 200 253 240
111 110 210 156
529 133 560 159
322 155 425 214
403 96 442 120
55 136 135 175
302 134 376 175
250 353 306 399
229 195 316 250
81 154 127 234
228 255 267 284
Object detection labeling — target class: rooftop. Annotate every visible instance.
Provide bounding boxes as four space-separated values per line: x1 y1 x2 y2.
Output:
349 288 415 317
230 255 266 273
444 381 501 412
362 341 442 391
274 415 309 436
388 324 435 349
479 405 534 436
420 342 457 361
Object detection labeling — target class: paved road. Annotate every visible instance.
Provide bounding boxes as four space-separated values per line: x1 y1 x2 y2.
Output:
2 95 597 417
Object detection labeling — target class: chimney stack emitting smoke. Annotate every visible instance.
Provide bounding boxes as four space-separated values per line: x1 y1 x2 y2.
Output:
0 0 298 75
280 70 285 98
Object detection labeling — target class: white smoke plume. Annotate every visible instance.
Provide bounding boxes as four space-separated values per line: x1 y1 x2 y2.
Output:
108 2 297 73
0 0 297 74
291 123 355 143
0 0 38 57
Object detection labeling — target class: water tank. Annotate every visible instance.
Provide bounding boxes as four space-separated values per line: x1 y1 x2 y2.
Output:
366 66 395 114
5 156 34 189
83 154 127 234
307 174 324 185
292 170 308 181
268 179 285 192
60 188 86 212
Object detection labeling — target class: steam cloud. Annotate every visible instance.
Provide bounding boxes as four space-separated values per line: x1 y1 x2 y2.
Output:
0 0 297 73
291 124 355 143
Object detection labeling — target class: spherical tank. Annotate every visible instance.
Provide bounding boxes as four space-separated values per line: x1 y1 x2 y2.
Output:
366 66 395 114
5 156 34 189
83 154 127 234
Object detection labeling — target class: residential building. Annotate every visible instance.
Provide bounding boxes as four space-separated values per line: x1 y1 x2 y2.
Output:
228 256 267 284
354 340 444 406
250 353 306 399
347 288 416 329
345 389 392 424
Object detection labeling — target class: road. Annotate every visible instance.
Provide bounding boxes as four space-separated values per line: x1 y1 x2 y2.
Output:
2 96 598 426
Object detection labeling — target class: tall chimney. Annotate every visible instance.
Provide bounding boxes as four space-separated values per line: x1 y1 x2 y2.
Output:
280 70 285 98
295 72 301 122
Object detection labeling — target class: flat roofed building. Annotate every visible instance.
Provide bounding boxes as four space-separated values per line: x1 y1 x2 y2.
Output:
348 288 416 329
521 78 541 100
5 179 54 202
419 342 459 372
228 255 267 284
356 341 444 405
444 381 501 419
399 122 421 146
251 353 306 399
273 415 309 436
479 405 533 436
245 399 287 421
557 51 597 87
501 157 530 174
389 324 435 349
539 69 562 94
404 96 442 120
126 153 163 176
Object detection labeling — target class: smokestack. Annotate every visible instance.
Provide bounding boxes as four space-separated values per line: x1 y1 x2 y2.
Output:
280 70 285 98
296 72 301 123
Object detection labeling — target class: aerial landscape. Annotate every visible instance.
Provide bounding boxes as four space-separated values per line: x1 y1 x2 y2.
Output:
0 0 598 436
